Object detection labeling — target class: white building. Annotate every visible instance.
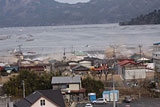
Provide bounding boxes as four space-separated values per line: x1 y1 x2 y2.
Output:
153 42 160 72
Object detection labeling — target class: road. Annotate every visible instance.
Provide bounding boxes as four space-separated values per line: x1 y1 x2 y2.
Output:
76 98 160 107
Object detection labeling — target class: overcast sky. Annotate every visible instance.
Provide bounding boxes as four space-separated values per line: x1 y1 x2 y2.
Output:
55 0 90 4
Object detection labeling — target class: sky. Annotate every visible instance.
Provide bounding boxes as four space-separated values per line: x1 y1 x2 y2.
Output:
54 0 90 4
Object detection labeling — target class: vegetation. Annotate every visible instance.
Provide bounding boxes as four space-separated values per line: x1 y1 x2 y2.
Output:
82 77 104 97
120 10 160 25
3 70 54 97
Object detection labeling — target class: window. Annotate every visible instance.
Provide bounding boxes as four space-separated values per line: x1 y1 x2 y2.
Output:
67 84 69 88
40 100 45 106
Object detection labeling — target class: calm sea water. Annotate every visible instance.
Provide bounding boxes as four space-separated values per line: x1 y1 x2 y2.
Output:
0 23 160 56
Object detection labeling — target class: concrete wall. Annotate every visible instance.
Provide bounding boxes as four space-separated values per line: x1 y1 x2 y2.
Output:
31 97 57 107
52 83 80 91
125 69 146 80
66 84 80 91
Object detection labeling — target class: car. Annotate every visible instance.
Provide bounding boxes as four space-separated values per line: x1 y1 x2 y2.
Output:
124 96 132 103
125 105 131 107
92 98 107 104
85 103 93 107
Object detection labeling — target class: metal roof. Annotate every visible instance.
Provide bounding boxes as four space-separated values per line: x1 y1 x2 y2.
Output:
14 90 65 107
51 75 81 84
154 42 160 45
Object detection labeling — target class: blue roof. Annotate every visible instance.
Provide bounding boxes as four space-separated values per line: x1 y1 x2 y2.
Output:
103 90 119 94
103 91 110 94
4 66 18 71
153 42 160 45
109 90 119 93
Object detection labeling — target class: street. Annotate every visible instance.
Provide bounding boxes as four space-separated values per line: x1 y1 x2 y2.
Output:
76 98 160 107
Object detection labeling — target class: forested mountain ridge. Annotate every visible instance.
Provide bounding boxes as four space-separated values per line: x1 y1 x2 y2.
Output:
119 10 160 25
0 0 160 27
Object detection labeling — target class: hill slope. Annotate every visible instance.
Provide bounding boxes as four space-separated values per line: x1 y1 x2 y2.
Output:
0 0 160 27
119 10 160 25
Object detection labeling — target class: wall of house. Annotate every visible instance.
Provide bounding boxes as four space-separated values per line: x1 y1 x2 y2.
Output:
52 83 81 91
67 84 80 91
125 69 146 80
31 97 58 107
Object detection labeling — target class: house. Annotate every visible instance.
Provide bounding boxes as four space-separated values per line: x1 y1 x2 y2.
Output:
118 59 147 80
0 66 3 71
20 64 52 73
53 61 70 75
51 76 86 102
72 65 91 75
79 61 92 68
14 90 65 107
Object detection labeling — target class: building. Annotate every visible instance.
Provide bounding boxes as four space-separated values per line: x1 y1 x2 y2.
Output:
14 90 65 107
51 76 86 102
118 60 147 80
72 65 91 75
153 42 160 72
20 64 52 73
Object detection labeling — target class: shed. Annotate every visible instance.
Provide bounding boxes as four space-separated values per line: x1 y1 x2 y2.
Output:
102 91 110 101
102 90 119 102
88 93 96 102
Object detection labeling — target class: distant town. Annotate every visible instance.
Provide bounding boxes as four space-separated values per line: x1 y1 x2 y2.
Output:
0 41 160 107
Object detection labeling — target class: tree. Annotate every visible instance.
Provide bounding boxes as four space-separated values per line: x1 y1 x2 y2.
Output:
82 77 104 97
3 70 54 97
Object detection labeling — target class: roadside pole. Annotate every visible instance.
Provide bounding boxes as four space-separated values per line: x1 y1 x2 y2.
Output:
22 80 25 98
112 73 116 107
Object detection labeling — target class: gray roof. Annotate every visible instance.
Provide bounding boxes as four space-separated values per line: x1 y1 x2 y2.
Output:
51 76 81 84
14 90 65 107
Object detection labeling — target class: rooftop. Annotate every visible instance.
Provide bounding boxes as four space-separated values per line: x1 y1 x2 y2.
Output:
51 75 81 84
14 90 65 107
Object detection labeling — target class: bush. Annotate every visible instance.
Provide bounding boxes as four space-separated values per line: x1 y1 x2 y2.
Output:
82 77 104 97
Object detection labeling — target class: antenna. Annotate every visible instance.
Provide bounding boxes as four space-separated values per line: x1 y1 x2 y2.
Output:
63 48 66 61
18 45 22 54
110 45 117 59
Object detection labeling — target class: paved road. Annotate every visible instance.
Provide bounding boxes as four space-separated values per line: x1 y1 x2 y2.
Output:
76 98 160 107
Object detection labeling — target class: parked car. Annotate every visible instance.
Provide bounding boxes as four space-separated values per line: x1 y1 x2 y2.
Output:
124 96 132 103
85 103 93 107
125 105 131 107
92 98 107 104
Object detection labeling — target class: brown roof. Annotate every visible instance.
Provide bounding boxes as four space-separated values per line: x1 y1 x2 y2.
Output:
70 88 86 93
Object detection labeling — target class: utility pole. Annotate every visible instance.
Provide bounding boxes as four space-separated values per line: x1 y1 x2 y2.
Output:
112 74 116 107
22 80 25 98
139 45 142 59
63 48 66 61
18 45 22 68
112 45 116 107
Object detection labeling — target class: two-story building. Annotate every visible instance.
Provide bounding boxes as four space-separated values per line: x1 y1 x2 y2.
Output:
51 76 86 102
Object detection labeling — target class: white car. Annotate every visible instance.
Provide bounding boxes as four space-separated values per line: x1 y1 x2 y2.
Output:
85 103 93 107
92 98 107 104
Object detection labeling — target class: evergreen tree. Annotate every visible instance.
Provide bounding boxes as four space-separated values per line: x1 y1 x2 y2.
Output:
3 70 53 97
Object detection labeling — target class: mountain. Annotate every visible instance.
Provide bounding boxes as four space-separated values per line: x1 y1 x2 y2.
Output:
119 9 160 25
0 0 160 27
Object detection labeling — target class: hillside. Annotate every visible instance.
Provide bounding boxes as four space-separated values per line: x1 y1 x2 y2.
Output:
119 10 160 25
0 0 160 27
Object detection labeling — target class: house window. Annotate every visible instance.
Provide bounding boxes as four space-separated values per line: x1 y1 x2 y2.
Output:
40 100 45 106
67 84 69 88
